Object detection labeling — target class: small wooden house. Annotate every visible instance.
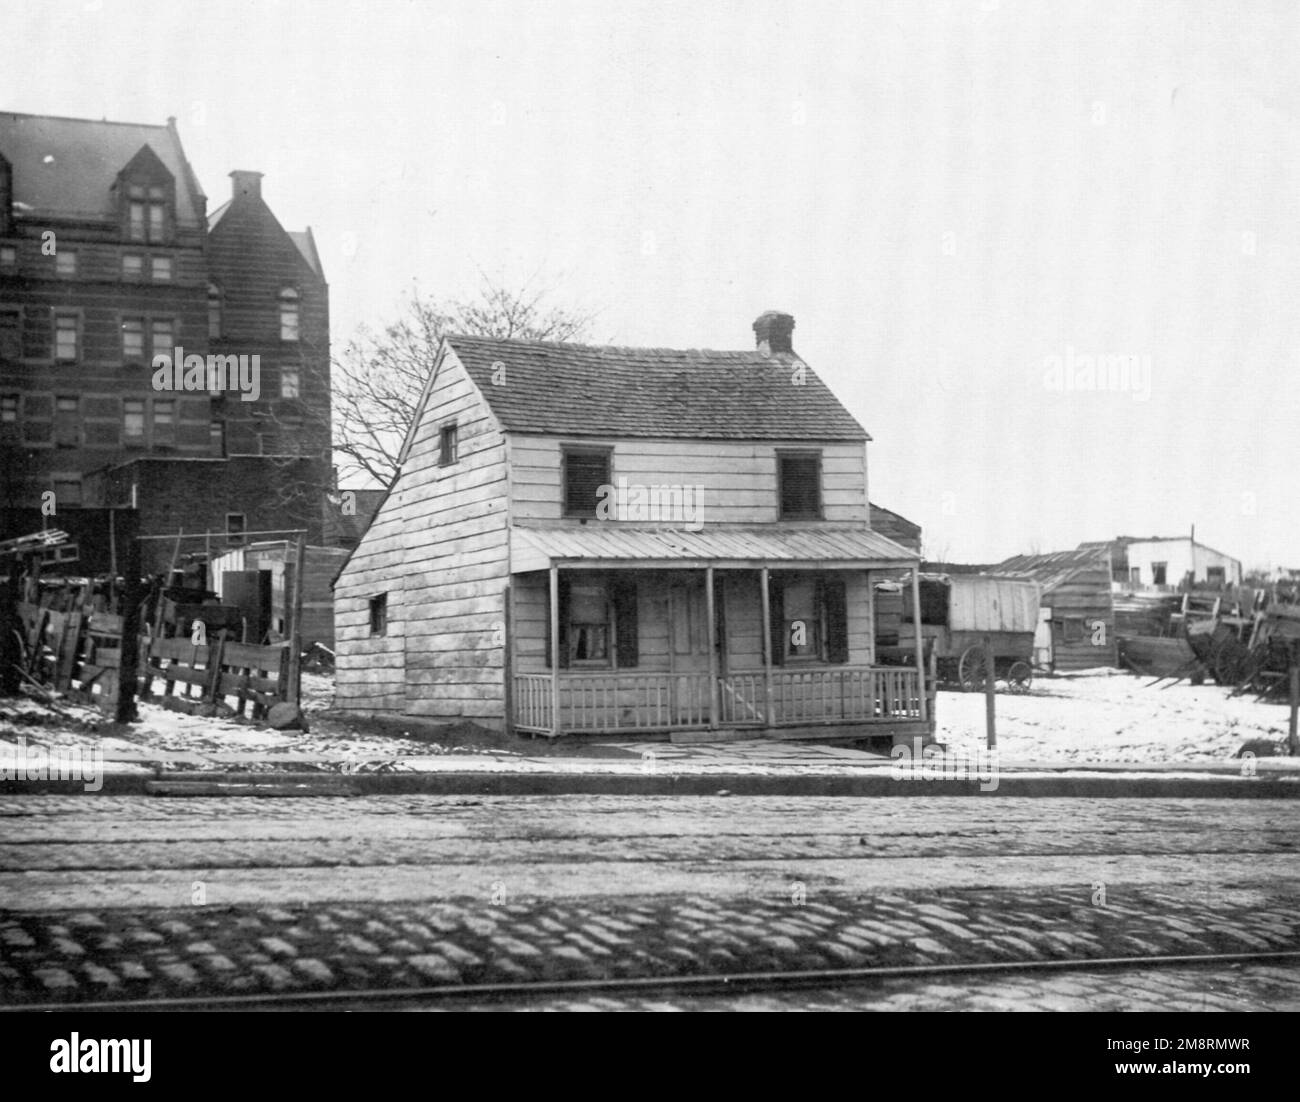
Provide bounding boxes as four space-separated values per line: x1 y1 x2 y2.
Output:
334 312 935 742
994 548 1117 671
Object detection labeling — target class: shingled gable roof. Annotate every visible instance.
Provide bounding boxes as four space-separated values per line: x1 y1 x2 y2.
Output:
444 334 871 441
0 112 204 225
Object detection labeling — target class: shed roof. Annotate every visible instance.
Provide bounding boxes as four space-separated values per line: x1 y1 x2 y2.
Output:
994 547 1111 592
511 525 918 573
0 112 204 224
447 335 869 441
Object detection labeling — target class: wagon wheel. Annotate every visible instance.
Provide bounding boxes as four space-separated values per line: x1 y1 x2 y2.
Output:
1212 638 1248 686
1006 661 1033 694
958 645 988 692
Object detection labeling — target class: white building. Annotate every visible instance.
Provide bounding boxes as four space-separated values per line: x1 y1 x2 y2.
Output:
1122 537 1242 590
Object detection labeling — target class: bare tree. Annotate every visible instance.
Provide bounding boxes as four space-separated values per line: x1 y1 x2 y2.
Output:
331 277 595 488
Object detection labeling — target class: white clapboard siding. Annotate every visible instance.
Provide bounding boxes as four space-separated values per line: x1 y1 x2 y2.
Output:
508 436 868 524
334 347 510 718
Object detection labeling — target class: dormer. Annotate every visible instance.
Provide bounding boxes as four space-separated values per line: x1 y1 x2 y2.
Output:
112 144 176 244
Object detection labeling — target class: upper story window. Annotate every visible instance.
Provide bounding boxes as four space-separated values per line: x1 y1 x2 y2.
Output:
55 249 77 276
123 399 145 443
54 396 79 447
52 477 83 508
54 314 79 361
207 284 222 339
0 244 15 270
279 288 299 341
0 395 17 422
150 319 174 360
152 398 176 445
151 256 172 282
563 447 611 517
439 422 458 466
122 254 143 280
226 513 246 545
122 318 144 360
127 184 168 243
777 450 822 520
281 368 300 400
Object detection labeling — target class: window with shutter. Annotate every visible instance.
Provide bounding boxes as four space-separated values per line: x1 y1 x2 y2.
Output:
778 451 822 519
563 447 611 517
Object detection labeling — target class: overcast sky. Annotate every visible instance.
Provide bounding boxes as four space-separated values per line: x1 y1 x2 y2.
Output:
7 0 1298 569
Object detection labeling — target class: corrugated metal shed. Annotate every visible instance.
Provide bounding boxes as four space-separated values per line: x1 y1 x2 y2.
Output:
511 526 919 573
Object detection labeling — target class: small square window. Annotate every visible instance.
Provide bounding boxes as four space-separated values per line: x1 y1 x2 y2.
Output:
54 315 78 361
439 423 458 466
122 254 143 279
151 256 172 282
0 245 15 269
56 250 77 276
281 368 300 399
369 593 388 636
52 478 82 507
1061 617 1085 643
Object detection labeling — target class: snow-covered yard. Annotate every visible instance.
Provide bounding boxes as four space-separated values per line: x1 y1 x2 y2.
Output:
0 669 1294 768
937 669 1294 762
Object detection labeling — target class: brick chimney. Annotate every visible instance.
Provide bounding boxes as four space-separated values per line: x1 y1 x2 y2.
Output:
230 170 264 201
753 311 795 355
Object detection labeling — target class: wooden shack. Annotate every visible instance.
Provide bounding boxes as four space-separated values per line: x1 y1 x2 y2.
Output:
994 548 1117 671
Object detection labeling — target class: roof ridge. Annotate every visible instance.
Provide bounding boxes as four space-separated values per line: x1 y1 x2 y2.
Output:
447 333 795 358
0 110 173 130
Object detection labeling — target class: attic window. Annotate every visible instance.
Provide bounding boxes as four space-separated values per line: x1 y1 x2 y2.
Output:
369 593 388 636
439 423 458 466
125 183 168 243
207 284 222 339
777 450 822 520
563 447 611 518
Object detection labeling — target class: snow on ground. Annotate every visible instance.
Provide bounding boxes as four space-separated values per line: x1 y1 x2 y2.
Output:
0 670 1293 768
937 669 1293 762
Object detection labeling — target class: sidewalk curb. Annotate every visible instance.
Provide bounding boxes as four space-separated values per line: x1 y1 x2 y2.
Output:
2 771 1296 798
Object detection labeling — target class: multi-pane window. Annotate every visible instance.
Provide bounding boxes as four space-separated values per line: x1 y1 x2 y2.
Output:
1 394 18 421
122 319 144 360
279 288 299 341
123 399 145 443
0 245 15 269
122 254 143 279
207 284 222 339
56 250 77 276
152 399 175 445
281 368 300 399
438 422 458 466
568 583 610 665
54 314 78 361
54 397 79 448
226 513 246 544
209 419 225 456
128 184 167 242
777 450 822 520
563 447 611 517
150 319 174 359
151 256 172 282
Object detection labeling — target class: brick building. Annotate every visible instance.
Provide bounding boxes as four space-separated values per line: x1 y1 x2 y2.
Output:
0 112 330 573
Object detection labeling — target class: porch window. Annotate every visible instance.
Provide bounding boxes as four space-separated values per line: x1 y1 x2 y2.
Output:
563 447 611 517
568 583 609 664
769 574 849 664
777 450 822 519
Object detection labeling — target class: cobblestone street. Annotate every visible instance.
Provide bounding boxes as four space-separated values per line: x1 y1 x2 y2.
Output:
2 794 1297 1009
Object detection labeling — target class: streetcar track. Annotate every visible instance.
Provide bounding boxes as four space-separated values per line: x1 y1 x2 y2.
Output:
7 949 1300 1012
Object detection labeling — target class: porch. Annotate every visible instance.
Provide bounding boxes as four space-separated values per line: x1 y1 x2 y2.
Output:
506 525 934 740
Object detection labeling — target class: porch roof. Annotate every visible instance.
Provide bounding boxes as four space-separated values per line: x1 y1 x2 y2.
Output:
510 525 920 572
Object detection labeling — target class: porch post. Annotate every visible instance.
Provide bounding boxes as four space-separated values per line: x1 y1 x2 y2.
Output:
760 566 775 728
911 565 928 724
549 565 560 736
705 567 718 729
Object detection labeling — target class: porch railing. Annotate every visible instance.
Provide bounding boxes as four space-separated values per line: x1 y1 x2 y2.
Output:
514 666 922 734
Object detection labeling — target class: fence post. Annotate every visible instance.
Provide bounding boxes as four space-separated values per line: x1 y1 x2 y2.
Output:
984 633 997 751
115 519 142 723
1288 650 1299 757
